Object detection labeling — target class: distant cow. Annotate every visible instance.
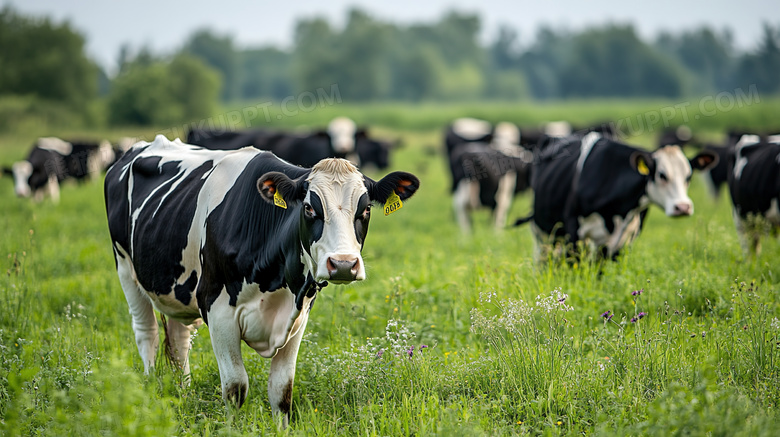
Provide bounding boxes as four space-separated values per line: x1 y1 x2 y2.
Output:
515 132 717 260
728 134 780 255
186 117 392 169
657 125 693 148
5 137 115 202
104 135 419 426
444 119 532 232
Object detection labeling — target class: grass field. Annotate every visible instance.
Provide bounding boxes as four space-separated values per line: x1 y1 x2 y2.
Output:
0 100 779 436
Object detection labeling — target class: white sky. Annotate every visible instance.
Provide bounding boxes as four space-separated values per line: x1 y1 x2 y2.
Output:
3 0 778 72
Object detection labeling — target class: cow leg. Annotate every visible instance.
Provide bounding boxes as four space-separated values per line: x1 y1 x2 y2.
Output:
732 210 757 257
165 318 196 377
47 174 60 204
116 252 158 372
207 291 248 408
268 313 310 428
453 180 474 233
493 171 516 229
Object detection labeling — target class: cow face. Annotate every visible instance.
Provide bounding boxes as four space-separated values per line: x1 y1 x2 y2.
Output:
11 161 34 197
257 158 419 284
327 117 357 154
634 146 717 217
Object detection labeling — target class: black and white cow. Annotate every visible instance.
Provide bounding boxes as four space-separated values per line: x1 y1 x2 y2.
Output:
104 135 419 425
515 132 717 260
445 119 533 232
185 117 391 168
728 134 780 255
6 137 115 202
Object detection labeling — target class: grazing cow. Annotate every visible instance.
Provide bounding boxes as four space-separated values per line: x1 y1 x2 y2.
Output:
445 120 532 232
185 117 390 168
728 134 780 255
6 137 115 202
104 135 419 426
515 132 717 260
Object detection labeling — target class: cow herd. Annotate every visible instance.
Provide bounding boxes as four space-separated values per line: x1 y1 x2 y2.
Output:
443 117 779 259
2 115 779 425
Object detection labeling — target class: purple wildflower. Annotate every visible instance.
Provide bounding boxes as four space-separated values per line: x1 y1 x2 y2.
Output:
630 317 637 323
407 346 414 358
601 310 611 318
376 349 384 359
637 312 647 319
558 296 567 303
631 289 644 296
419 344 428 351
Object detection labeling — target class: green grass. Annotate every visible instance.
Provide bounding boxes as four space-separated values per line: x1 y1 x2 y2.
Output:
0 101 779 435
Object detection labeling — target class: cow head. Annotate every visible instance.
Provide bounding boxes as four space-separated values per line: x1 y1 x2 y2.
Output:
257 158 419 284
632 146 717 217
327 117 357 154
11 161 34 197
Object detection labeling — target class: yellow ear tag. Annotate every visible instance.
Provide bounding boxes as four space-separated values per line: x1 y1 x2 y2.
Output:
384 191 403 216
273 190 287 209
637 159 650 176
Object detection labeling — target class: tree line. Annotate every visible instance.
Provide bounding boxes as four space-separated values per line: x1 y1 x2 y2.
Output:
0 6 778 128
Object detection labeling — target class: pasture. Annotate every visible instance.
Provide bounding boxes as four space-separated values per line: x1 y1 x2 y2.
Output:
0 101 779 436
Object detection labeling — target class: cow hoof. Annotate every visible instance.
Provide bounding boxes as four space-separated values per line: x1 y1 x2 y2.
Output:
223 382 248 408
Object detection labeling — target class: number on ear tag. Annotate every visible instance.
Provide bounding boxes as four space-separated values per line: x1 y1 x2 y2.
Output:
384 191 403 216
637 159 650 176
273 190 287 209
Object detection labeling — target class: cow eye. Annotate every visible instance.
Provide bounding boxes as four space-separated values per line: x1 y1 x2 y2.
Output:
304 203 316 218
658 172 668 182
359 205 371 220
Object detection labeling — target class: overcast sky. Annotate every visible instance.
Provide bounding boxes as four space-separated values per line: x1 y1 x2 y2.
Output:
4 0 778 72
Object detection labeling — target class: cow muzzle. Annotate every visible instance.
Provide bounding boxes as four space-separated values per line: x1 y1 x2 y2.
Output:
326 255 361 283
670 202 693 217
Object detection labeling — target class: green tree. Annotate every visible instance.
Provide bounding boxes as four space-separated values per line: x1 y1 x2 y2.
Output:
0 7 97 112
182 30 240 101
734 23 780 95
559 25 687 98
108 55 220 126
240 48 292 100
656 27 735 93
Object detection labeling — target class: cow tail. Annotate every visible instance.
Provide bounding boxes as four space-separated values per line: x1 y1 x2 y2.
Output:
513 214 534 227
159 313 176 369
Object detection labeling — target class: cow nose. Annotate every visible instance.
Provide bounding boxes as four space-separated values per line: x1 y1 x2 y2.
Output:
327 256 359 282
673 203 692 216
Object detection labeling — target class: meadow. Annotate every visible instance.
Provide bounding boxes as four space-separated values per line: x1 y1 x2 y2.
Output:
0 99 779 436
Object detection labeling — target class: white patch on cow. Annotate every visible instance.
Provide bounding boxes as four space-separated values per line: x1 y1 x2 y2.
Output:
646 146 694 216
328 117 357 154
492 122 520 145
676 125 692 142
578 201 646 258
452 117 492 140
544 121 572 138
86 140 115 178
576 132 601 174
700 168 719 199
305 159 367 282
768 135 780 144
733 134 761 180
11 160 33 197
36 137 72 155
493 171 517 229
453 179 479 233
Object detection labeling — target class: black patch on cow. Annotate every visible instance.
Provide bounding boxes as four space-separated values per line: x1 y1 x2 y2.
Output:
729 141 780 219
279 379 294 415
197 153 311 316
354 193 371 247
129 159 214 294
174 271 199 306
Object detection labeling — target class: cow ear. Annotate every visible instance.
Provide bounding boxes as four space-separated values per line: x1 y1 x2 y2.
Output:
257 172 305 207
355 128 368 139
1 166 12 177
366 171 420 204
690 150 718 171
630 151 655 176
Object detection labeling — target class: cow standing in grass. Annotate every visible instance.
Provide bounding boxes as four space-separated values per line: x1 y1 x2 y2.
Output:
515 132 717 260
104 135 419 426
728 134 780 256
